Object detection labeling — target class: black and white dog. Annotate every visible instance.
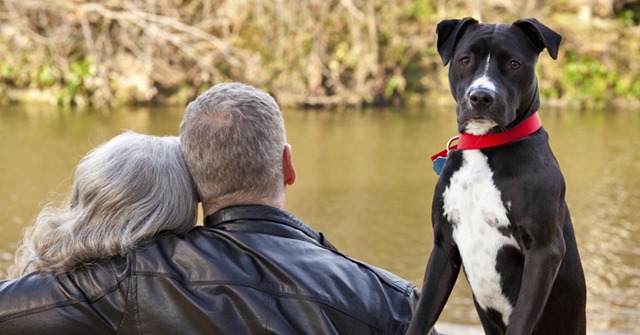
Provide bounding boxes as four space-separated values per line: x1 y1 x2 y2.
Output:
407 18 586 335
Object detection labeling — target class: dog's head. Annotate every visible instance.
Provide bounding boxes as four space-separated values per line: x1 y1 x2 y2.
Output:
436 18 561 134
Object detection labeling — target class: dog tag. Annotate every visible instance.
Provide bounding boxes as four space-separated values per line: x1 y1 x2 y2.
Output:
431 136 458 176
432 156 447 175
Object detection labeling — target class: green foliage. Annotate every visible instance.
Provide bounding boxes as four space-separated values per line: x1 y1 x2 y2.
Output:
56 58 96 107
408 0 434 19
385 74 404 98
35 64 56 88
617 7 640 26
561 52 617 107
557 49 640 108
0 60 19 78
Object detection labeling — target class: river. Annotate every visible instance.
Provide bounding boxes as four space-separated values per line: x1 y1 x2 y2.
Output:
0 103 638 334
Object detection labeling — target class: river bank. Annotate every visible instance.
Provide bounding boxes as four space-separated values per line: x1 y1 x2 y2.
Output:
1 0 639 108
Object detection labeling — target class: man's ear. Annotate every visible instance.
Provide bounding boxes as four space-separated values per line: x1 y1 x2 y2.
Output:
283 144 296 186
513 18 562 59
436 17 478 66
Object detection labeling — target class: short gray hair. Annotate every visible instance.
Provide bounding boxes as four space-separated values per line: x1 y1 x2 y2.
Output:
180 82 286 206
11 131 198 276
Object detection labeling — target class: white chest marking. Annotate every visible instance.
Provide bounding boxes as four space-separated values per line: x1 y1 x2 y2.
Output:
442 150 519 326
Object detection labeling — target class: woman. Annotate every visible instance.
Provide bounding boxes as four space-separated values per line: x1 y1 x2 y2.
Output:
10 131 198 277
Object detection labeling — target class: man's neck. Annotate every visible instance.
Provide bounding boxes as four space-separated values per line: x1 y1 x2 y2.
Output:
202 195 285 218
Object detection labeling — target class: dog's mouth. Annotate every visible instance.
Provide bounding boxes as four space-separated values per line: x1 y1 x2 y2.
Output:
463 118 499 135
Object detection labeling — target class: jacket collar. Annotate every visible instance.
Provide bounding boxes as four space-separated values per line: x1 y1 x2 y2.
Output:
204 205 336 250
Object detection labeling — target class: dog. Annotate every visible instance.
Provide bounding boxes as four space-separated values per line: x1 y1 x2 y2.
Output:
406 18 586 335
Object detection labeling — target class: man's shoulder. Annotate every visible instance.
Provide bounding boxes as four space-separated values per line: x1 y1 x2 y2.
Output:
349 258 417 294
131 226 416 335
135 224 416 294
131 225 416 299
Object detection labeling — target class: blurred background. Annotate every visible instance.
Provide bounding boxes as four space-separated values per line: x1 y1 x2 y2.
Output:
1 0 640 108
1 1 639 334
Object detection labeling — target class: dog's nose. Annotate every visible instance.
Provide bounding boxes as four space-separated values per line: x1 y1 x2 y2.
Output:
469 88 495 109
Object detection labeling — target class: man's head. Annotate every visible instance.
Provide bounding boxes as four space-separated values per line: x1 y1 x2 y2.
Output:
180 83 295 215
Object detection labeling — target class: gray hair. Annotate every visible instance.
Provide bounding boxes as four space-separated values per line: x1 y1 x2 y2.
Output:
10 131 198 277
180 82 286 207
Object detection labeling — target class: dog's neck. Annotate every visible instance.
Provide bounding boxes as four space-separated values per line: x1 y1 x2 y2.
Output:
508 80 541 130
457 112 542 150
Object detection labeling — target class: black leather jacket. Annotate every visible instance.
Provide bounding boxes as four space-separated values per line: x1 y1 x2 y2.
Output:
0 205 418 334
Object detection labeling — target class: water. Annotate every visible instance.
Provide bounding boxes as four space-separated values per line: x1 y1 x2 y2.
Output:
1 104 638 334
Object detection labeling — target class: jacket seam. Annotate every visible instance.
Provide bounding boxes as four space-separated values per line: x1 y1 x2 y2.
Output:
116 266 135 334
397 289 412 335
346 259 414 294
115 283 129 334
132 272 398 334
0 274 128 323
131 251 143 335
264 295 272 335
212 223 335 252
133 256 414 296
0 297 84 323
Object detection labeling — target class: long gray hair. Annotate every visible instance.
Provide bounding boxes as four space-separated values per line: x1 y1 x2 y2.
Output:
10 131 198 277
180 82 286 207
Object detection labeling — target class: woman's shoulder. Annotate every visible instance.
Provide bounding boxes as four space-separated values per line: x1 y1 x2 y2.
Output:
0 257 129 324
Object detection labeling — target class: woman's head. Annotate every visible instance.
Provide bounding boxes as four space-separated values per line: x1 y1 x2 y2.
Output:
11 131 198 276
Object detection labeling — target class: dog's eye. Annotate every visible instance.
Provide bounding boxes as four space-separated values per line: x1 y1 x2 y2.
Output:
458 57 471 66
510 60 521 70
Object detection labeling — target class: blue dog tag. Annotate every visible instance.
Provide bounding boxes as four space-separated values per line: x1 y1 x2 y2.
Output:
432 156 447 175
431 136 458 176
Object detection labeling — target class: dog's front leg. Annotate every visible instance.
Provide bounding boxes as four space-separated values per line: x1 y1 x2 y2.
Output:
506 225 566 335
406 245 461 335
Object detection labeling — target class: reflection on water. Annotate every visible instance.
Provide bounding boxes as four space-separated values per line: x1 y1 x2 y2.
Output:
543 111 640 332
0 104 638 333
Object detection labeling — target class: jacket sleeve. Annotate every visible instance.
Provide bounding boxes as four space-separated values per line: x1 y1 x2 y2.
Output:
0 261 130 334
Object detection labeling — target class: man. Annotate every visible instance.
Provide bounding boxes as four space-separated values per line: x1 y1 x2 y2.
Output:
176 82 419 334
0 82 420 335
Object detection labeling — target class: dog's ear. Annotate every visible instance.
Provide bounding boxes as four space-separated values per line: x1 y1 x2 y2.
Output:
513 18 562 59
436 17 479 66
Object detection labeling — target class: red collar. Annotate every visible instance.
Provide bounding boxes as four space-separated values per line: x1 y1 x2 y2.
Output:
431 112 542 172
